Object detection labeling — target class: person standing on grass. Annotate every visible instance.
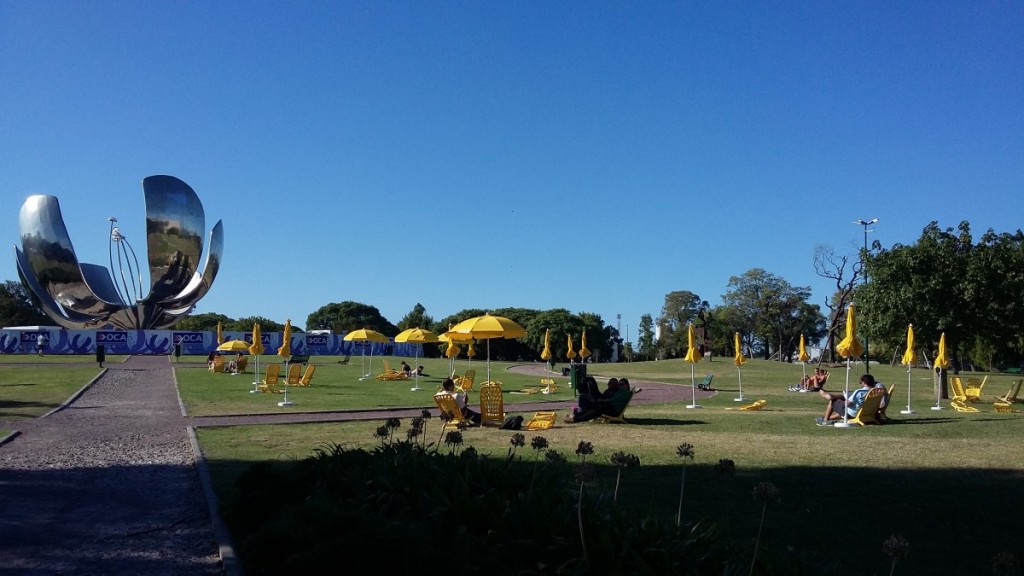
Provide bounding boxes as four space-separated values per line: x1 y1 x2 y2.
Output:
816 373 875 425
36 333 45 356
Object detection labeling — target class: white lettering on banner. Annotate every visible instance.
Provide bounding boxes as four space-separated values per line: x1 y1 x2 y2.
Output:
306 335 329 346
97 331 129 343
173 332 205 344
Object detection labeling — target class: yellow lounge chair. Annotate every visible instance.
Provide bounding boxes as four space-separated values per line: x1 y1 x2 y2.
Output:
376 359 409 381
964 376 988 402
848 387 886 426
296 364 315 387
257 364 282 394
433 392 472 430
479 382 505 427
454 369 476 392
540 377 557 394
525 412 557 430
726 399 767 411
995 379 1022 404
284 363 302 386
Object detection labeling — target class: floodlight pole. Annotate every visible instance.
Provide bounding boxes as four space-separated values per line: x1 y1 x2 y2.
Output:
854 218 878 373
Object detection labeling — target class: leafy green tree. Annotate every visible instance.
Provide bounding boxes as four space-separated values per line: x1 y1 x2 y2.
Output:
656 290 702 359
637 314 655 360
396 303 433 332
0 280 49 327
722 269 823 360
523 308 583 362
228 316 288 333
306 301 397 336
175 312 233 332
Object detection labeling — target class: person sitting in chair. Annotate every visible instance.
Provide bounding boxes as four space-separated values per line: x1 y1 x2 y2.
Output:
816 373 875 425
440 377 480 425
565 377 632 423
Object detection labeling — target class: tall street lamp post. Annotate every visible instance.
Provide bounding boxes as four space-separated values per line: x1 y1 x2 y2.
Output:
854 218 878 373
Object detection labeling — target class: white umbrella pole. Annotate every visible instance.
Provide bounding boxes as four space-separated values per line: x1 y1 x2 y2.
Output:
931 368 944 410
735 367 744 401
250 355 262 393
834 358 854 428
485 339 491 384
410 345 422 391
901 364 915 414
278 381 294 407
686 363 701 408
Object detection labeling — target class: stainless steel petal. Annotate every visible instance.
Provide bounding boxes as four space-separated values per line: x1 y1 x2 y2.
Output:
158 220 223 311
143 175 205 303
15 247 105 329
17 195 126 319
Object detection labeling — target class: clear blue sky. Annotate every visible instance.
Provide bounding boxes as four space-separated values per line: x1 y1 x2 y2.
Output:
3 2 1022 335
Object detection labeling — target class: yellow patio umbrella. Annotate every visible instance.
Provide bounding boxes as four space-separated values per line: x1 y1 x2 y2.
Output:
566 333 576 361
734 331 746 401
344 328 391 380
216 321 224 345
217 339 250 352
276 319 295 407
684 324 702 408
798 333 811 382
932 331 950 411
248 323 265 393
579 332 591 360
901 324 916 414
395 327 438 391
835 304 863 427
449 314 526 384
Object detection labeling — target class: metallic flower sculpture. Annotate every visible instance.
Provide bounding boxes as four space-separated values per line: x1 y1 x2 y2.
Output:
14 175 223 329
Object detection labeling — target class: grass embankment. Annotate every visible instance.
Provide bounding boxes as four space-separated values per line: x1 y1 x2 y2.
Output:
193 357 1024 575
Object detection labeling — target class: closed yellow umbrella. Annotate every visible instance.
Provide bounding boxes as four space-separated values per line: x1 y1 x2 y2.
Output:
901 324 916 414
798 333 811 384
835 304 863 427
579 332 591 360
216 321 224 345
276 319 295 407
836 304 864 360
684 324 702 409
733 331 746 402
734 332 746 367
934 332 949 369
540 328 552 361
248 323 264 393
566 334 576 360
277 319 292 358
932 331 950 412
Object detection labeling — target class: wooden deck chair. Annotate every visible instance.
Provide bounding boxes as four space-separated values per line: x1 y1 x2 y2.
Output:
994 401 1021 413
697 374 714 390
597 390 636 424
950 376 968 402
540 377 557 394
209 355 225 373
964 375 988 402
257 364 282 393
295 364 315 387
234 356 249 373
338 354 350 365
847 387 886 426
951 399 980 413
433 392 471 430
478 381 505 427
995 379 1022 404
284 363 302 386
454 369 476 392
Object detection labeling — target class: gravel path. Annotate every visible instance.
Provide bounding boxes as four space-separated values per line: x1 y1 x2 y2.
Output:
0 358 711 575
0 356 223 575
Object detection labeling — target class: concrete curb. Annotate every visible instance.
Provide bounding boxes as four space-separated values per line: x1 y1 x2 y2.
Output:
188 426 242 576
39 367 108 419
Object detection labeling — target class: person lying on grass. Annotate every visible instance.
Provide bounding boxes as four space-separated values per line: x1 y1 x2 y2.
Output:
816 373 875 426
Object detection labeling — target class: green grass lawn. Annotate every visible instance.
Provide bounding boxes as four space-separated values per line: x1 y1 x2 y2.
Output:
0 365 103 420
195 357 1024 575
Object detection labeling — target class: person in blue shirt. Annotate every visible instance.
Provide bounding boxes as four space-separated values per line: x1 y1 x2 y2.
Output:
816 374 876 425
